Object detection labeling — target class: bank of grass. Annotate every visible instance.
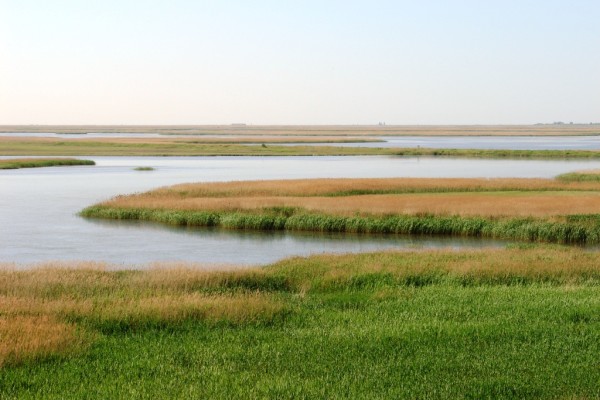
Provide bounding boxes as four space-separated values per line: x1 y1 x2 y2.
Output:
2 247 600 398
0 158 95 169
81 177 600 245
5 137 600 158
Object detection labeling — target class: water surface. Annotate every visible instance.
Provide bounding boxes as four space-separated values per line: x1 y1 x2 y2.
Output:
3 156 600 267
292 135 600 150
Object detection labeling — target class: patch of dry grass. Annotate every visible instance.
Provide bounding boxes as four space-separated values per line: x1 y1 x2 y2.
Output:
0 316 87 368
137 177 600 198
0 265 284 367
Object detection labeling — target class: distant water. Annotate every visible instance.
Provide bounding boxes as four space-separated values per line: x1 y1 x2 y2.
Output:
286 135 600 150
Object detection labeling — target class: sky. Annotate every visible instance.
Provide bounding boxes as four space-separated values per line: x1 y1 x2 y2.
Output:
0 0 599 125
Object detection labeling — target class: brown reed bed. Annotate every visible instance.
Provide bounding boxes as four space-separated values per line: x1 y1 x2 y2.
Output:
99 178 600 218
134 177 600 198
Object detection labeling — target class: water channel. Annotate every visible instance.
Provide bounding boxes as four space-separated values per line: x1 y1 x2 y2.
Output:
2 155 600 267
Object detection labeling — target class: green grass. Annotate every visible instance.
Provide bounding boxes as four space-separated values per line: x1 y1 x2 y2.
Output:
0 158 95 169
2 248 600 398
133 166 155 171
80 206 600 245
5 139 600 158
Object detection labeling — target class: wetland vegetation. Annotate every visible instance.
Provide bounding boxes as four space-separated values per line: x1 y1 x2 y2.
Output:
81 177 600 245
5 136 600 158
2 247 600 398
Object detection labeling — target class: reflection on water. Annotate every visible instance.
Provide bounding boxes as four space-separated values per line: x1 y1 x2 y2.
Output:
80 219 509 267
3 155 600 267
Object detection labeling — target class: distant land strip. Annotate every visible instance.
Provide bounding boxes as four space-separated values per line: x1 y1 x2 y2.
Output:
1 124 599 136
3 138 600 158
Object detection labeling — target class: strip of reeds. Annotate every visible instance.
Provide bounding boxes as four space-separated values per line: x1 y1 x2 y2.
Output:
0 158 95 169
80 206 600 244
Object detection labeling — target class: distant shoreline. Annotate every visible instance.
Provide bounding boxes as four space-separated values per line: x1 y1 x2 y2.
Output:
1 124 599 136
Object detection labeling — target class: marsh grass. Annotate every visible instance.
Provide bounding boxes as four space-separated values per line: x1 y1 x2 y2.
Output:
0 158 95 169
0 266 286 367
0 316 89 368
81 177 600 244
133 166 154 171
3 248 600 398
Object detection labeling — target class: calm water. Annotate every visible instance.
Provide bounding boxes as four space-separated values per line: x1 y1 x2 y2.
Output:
0 132 199 139
293 135 600 150
3 155 600 267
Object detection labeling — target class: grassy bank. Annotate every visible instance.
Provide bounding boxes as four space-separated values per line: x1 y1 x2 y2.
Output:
5 137 600 158
0 158 95 170
81 177 600 245
2 248 600 398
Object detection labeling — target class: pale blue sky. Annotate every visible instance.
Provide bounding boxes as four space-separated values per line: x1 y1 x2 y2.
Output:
1 1 598 125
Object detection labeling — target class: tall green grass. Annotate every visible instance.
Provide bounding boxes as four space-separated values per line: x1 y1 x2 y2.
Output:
80 206 600 244
3 249 600 398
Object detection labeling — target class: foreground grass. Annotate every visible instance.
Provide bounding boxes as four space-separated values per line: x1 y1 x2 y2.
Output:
81 177 600 245
5 137 600 158
2 248 600 398
0 158 95 169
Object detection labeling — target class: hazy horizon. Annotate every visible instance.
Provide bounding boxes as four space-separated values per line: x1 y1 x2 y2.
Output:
1 1 599 125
